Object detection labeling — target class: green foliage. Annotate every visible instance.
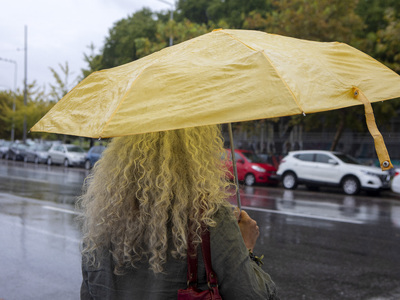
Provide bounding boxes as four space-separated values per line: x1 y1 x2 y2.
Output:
0 85 55 140
244 0 364 43
101 9 158 69
48 61 78 102
76 1 400 153
177 0 271 28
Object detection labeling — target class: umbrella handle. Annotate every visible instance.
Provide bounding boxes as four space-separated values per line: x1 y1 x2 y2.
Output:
353 88 393 171
228 123 242 219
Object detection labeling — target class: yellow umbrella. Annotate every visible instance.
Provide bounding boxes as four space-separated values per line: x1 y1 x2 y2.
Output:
31 29 400 171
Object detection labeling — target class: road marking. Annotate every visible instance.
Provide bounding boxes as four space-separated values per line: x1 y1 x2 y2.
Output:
42 205 79 215
242 206 364 224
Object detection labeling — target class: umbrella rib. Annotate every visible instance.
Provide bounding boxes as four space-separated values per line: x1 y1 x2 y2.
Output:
260 51 305 114
218 30 305 114
99 68 148 138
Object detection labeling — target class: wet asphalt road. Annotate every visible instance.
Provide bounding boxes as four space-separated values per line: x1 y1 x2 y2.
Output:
1 160 400 299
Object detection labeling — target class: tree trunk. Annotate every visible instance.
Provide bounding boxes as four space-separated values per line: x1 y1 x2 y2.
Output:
330 111 345 151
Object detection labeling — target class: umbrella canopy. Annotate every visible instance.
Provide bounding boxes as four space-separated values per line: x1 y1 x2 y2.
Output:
31 29 400 170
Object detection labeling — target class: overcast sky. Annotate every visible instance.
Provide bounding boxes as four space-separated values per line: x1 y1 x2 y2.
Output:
0 0 171 92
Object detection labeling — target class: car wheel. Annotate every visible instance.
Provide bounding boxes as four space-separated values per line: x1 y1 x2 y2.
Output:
64 159 69 168
84 160 91 170
282 172 298 190
245 173 256 186
34 156 39 164
47 157 52 165
341 176 360 195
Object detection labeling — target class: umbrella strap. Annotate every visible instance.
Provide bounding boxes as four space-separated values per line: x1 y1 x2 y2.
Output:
228 123 242 215
353 88 393 171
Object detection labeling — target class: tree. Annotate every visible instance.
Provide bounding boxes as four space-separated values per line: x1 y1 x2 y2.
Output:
101 9 158 69
245 0 364 43
82 44 103 78
48 62 78 102
177 0 271 28
0 84 55 140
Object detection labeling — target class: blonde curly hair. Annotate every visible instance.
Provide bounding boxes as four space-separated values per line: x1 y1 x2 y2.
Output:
77 125 233 274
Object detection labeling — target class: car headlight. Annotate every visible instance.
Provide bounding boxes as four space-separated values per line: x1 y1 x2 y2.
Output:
251 165 266 172
360 170 379 177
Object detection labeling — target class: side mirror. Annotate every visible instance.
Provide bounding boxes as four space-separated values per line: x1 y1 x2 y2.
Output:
237 159 244 164
328 159 338 165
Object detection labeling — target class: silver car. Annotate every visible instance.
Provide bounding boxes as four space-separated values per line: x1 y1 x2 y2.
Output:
47 144 87 167
24 143 52 164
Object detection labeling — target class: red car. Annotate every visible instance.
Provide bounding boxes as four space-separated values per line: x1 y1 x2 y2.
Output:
225 149 278 186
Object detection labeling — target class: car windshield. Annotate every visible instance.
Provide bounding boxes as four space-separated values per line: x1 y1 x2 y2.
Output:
37 144 51 151
240 151 264 163
333 153 360 165
66 145 85 153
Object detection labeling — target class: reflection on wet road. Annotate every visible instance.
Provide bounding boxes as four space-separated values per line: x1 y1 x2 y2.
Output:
229 185 400 299
0 160 87 203
235 186 400 227
1 160 400 299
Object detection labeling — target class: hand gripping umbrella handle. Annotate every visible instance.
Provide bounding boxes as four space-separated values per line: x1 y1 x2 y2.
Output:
353 88 393 171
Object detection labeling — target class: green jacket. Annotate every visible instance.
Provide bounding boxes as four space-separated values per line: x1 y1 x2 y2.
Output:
81 206 279 299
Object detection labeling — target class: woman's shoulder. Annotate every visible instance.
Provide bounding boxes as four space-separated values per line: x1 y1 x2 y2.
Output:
210 204 240 236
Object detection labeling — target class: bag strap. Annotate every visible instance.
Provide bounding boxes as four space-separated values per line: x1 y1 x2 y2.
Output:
186 232 198 286
186 227 218 288
200 230 218 287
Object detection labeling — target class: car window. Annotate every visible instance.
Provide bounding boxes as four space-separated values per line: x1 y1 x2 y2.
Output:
37 145 51 151
294 153 314 162
234 152 245 161
333 153 360 165
240 151 263 163
93 146 105 154
66 145 85 153
54 145 63 151
17 144 28 150
315 154 333 164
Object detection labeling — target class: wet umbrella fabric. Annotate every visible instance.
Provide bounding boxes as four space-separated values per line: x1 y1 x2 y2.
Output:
31 29 400 170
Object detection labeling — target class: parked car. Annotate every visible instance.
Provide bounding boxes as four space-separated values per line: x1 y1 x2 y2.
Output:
277 150 391 195
225 149 278 186
84 145 106 169
391 169 400 194
5 143 29 161
0 140 12 158
47 144 87 167
24 143 52 164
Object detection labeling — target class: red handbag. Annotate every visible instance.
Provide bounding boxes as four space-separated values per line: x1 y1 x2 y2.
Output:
177 229 222 300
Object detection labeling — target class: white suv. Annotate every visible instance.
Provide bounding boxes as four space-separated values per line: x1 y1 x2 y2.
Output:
277 150 391 195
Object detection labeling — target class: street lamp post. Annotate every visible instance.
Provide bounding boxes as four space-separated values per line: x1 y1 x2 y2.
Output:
157 0 174 46
22 25 28 143
0 57 18 141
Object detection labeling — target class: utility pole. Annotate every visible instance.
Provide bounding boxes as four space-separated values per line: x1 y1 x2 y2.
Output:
157 0 174 46
0 57 17 141
22 25 28 143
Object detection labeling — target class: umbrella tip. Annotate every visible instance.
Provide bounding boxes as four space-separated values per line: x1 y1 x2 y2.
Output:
302 112 306 116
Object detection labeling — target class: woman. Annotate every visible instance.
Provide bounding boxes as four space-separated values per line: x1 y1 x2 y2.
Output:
78 125 278 299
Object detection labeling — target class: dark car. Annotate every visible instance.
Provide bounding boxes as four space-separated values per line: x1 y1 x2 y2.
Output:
84 145 106 169
24 143 52 164
0 140 12 159
5 143 29 161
